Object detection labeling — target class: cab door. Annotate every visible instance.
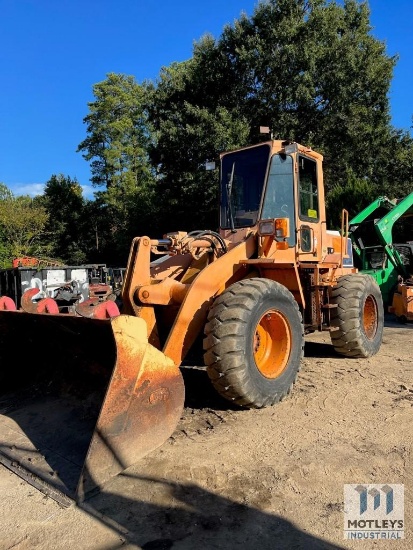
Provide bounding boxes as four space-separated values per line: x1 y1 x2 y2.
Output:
297 155 323 261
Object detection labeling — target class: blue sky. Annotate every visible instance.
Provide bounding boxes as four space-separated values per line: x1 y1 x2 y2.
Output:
1 0 411 199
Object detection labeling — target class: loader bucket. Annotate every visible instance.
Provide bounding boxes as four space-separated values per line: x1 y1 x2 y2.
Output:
0 312 184 505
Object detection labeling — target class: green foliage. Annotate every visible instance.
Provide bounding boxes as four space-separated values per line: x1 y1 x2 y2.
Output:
150 59 250 229
0 1 404 269
77 73 153 191
85 166 162 263
326 171 377 229
0 183 14 202
77 73 159 259
369 128 413 198
37 174 88 264
73 0 410 252
0 184 50 267
326 126 413 226
9 0 404 267
146 0 398 224
148 57 251 230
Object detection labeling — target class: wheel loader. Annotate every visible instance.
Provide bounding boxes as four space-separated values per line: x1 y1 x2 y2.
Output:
0 139 384 505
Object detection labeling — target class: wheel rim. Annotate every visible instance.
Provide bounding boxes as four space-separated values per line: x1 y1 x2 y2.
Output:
363 295 378 339
253 309 291 379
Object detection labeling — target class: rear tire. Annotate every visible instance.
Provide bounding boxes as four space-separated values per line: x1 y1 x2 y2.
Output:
203 278 304 408
330 274 384 357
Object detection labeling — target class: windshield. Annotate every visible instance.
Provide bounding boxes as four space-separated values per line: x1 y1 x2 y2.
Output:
220 144 270 229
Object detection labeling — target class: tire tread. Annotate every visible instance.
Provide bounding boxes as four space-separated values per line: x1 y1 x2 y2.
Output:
203 278 304 408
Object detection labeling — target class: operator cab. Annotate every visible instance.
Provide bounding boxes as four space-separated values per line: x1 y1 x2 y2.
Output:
219 141 322 253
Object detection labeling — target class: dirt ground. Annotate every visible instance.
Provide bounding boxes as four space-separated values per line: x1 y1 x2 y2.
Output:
0 315 412 550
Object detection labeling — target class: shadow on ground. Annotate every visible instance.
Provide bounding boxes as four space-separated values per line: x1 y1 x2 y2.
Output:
384 314 413 329
304 339 339 359
83 472 346 550
180 366 240 411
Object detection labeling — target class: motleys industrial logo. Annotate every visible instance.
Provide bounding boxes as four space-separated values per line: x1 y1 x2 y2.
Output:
344 484 404 540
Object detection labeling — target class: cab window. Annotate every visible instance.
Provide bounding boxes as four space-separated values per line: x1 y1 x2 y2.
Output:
262 154 296 246
299 156 319 222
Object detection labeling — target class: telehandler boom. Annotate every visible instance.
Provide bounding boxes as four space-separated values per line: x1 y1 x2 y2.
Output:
348 192 413 321
0 140 384 504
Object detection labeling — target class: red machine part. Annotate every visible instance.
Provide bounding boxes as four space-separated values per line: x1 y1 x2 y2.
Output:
76 299 120 319
0 289 120 319
0 297 17 311
21 288 59 314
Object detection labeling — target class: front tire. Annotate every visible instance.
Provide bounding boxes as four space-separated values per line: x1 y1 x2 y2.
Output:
203 278 304 408
330 274 384 357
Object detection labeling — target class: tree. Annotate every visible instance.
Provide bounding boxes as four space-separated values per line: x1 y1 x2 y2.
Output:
149 60 250 230
38 174 87 264
326 171 376 228
77 73 153 190
77 0 406 240
0 185 49 267
0 184 14 266
77 73 160 256
0 183 13 202
149 0 397 220
369 128 413 199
